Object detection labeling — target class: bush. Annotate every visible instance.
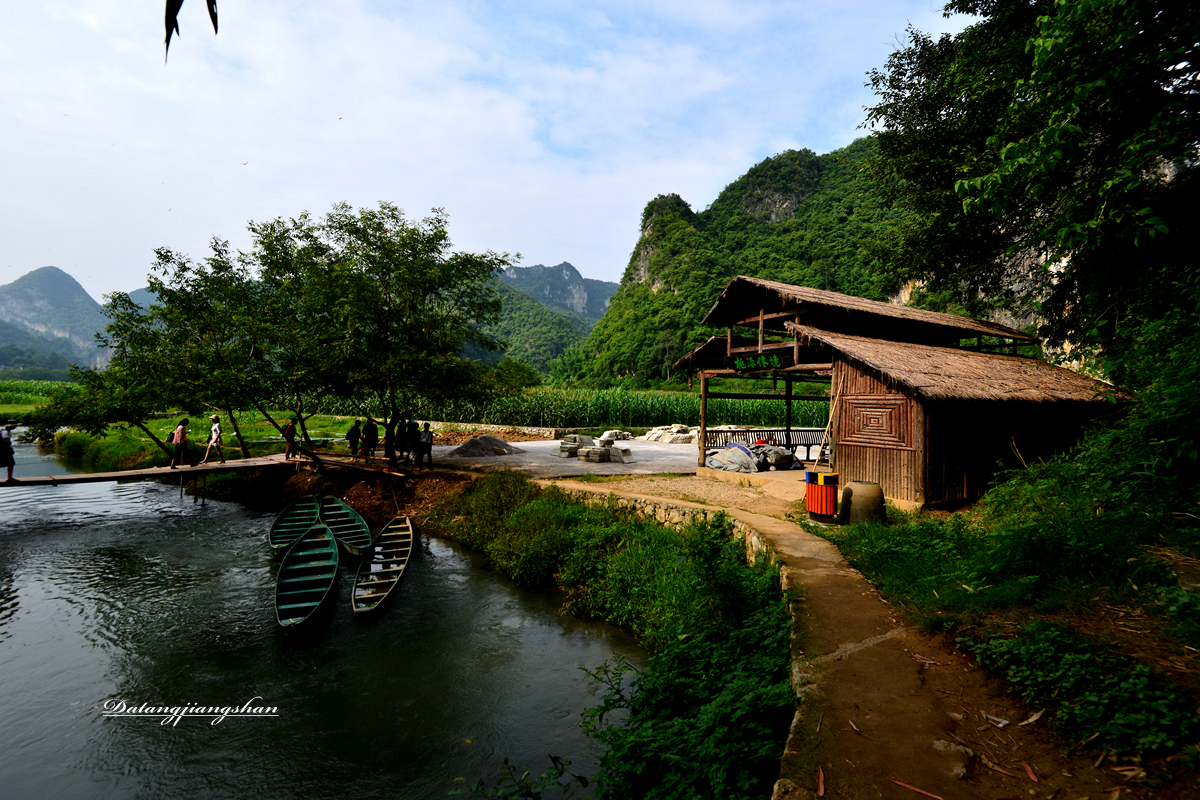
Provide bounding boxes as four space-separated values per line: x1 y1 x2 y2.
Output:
968 622 1198 755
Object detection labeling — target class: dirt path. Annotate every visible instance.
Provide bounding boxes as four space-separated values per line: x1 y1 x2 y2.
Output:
554 475 1151 800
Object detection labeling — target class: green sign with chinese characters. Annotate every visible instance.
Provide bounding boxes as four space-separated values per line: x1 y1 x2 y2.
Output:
723 351 794 372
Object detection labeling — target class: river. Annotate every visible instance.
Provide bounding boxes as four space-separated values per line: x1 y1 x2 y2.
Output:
0 436 643 799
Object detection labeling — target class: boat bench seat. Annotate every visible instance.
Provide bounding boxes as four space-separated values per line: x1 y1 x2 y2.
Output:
279 572 336 583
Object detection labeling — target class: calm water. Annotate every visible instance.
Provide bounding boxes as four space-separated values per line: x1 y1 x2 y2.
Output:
0 437 642 799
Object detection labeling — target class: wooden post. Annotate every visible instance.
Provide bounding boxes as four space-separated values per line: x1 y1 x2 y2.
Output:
726 328 732 356
758 308 764 352
785 376 793 449
698 372 709 468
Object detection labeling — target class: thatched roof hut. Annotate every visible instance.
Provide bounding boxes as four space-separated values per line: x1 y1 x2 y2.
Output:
675 278 1121 508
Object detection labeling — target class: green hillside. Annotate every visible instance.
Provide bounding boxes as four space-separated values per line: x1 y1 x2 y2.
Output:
469 280 589 372
556 137 899 386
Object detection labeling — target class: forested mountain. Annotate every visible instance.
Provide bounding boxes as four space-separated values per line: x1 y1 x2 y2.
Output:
498 262 618 327
555 137 900 385
469 280 589 372
0 267 107 368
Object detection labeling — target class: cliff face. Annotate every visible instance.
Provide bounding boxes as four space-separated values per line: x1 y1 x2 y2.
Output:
573 138 903 383
499 262 618 326
0 266 107 365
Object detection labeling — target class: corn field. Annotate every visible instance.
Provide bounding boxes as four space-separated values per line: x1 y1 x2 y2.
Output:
0 380 72 406
406 388 827 429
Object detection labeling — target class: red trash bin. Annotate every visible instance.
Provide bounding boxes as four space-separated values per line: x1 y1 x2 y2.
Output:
805 472 839 518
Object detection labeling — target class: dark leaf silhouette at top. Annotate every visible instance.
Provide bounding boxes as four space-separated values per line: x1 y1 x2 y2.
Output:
164 0 218 61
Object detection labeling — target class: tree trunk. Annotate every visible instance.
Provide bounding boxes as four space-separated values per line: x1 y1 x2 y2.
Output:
136 420 175 460
226 407 251 458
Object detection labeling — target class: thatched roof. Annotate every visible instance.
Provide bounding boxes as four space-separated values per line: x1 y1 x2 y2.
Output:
703 276 1037 344
787 324 1121 403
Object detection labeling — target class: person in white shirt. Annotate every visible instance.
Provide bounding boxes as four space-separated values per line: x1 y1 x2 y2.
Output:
200 414 226 465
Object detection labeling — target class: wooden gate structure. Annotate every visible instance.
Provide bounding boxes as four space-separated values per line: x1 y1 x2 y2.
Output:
674 277 1123 508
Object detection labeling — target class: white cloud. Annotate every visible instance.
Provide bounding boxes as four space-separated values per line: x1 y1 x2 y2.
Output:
0 1 974 297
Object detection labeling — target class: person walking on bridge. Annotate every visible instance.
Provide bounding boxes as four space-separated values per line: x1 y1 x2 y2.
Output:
168 419 191 469
346 420 361 460
200 414 225 465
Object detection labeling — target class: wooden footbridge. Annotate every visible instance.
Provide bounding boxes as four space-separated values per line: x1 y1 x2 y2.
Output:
1 453 295 489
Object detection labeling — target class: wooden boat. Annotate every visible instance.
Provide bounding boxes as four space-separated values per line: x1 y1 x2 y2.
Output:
269 496 320 555
275 523 339 627
319 496 374 556
351 517 414 615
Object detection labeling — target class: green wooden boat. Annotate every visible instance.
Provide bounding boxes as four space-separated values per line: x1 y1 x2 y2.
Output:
275 523 339 627
320 496 373 556
352 517 414 615
269 496 320 555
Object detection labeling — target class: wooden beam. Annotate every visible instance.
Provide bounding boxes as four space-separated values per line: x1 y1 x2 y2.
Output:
758 308 764 352
706 392 831 401
731 310 796 326
726 328 732 356
698 373 709 468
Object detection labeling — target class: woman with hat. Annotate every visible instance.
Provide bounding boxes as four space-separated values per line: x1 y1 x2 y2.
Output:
200 414 225 465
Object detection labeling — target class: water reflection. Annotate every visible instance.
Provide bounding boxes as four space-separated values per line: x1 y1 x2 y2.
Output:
0 437 643 799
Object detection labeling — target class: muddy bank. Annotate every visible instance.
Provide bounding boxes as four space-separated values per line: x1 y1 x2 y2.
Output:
195 464 473 527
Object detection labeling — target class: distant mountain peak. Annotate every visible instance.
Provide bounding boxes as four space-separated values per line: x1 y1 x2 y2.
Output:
498 261 618 325
0 265 107 363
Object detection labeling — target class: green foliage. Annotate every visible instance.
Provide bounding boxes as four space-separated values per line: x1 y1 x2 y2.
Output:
968 622 1199 754
432 474 794 799
1154 586 1200 649
0 345 73 381
822 459 1171 617
478 281 588 372
450 756 590 800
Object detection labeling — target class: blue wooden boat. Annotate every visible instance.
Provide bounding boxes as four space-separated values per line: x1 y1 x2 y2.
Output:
269 496 320 555
320 496 373 556
351 517 414 615
275 523 339 627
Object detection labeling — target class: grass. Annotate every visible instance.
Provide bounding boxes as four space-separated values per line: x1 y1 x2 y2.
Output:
811 459 1200 761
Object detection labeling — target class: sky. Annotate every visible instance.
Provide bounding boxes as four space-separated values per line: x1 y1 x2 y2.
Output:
1 1 972 301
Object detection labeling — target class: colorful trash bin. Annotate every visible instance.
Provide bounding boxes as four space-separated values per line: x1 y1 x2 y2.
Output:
805 472 838 519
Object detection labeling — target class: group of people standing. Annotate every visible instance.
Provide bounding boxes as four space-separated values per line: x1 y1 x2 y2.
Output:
345 418 434 467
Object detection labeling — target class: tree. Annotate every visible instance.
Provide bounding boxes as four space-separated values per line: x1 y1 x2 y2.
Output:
316 202 513 464
865 0 1199 367
165 0 218 60
27 293 181 456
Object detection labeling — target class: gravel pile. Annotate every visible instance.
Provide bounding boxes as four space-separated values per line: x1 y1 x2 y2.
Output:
448 435 526 457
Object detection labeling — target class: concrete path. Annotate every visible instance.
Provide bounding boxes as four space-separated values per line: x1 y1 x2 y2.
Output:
431 439 699 479
548 479 992 800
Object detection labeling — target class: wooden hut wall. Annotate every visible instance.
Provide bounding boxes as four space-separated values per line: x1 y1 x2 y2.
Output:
832 360 925 505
